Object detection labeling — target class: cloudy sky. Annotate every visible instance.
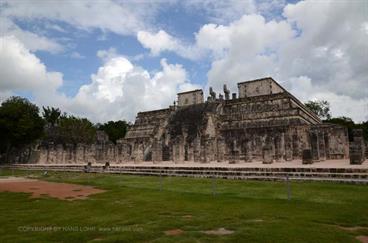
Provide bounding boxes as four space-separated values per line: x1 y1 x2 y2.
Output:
0 0 367 122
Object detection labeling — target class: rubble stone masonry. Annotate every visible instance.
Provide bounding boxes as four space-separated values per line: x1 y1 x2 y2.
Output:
31 77 352 165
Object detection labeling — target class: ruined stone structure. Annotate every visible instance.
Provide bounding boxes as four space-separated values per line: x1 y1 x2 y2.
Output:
118 77 349 164
29 77 354 165
350 129 366 164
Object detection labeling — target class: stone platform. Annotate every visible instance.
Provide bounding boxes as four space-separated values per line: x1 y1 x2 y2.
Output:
3 159 368 184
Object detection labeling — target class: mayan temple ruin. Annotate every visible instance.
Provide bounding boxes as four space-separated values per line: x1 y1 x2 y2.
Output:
122 77 350 164
26 78 364 164
27 77 356 165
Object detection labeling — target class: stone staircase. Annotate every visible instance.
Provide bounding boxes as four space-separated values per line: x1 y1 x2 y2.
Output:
2 164 368 184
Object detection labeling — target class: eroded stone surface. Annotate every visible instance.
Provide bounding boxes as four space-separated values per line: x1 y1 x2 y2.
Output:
17 77 353 165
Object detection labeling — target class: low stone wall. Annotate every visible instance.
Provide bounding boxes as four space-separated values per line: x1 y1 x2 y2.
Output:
4 163 368 184
35 142 130 164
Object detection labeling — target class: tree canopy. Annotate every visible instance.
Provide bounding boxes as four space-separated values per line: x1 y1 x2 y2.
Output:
0 96 44 154
43 114 97 145
304 100 368 141
305 100 331 120
98 120 129 143
42 106 61 127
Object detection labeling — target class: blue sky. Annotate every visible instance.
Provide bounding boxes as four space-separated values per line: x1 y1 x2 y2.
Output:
0 0 367 122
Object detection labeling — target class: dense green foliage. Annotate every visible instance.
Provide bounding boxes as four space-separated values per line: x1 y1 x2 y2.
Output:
305 100 367 141
58 115 96 144
0 97 44 154
47 115 97 144
98 120 129 143
0 170 367 242
0 96 129 151
305 100 331 120
42 106 61 127
41 106 97 144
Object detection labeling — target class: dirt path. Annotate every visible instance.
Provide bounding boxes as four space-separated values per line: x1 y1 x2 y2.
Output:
0 177 105 200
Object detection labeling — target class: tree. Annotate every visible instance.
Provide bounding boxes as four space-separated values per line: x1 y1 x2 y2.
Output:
42 106 61 127
57 115 96 144
98 120 129 143
0 96 44 159
305 100 331 120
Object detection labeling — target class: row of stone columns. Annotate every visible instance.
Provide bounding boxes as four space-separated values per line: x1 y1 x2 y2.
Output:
302 129 366 165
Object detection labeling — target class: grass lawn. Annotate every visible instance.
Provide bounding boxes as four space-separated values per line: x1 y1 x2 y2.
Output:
0 168 367 242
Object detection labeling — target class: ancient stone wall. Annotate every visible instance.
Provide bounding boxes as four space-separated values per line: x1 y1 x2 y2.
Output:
238 77 284 98
17 77 351 165
177 89 204 106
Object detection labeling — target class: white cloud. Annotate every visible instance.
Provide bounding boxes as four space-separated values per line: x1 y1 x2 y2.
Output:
200 0 368 122
203 14 294 91
43 22 67 33
195 23 231 57
0 17 63 53
1 0 367 122
0 36 198 122
1 0 160 36
70 52 85 59
0 0 164 55
0 36 63 93
137 30 204 60
68 55 195 122
182 0 257 24
96 48 120 62
181 0 287 24
137 0 368 122
286 76 368 122
137 30 179 56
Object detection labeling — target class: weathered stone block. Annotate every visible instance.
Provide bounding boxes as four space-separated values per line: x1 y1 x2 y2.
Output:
350 129 366 165
302 149 313 164
262 145 273 164
350 144 364 165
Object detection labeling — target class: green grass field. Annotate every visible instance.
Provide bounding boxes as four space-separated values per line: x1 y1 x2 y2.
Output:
0 169 367 242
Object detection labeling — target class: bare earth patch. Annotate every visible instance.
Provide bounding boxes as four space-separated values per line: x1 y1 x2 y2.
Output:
182 215 192 219
202 227 234 235
0 177 105 200
357 236 368 243
338 226 368 232
164 229 184 236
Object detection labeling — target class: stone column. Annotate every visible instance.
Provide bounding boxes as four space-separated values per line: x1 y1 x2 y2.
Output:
262 144 273 164
200 137 207 163
216 138 225 162
151 139 162 163
284 134 293 161
245 140 252 162
229 140 240 164
173 138 184 163
56 144 64 164
310 131 320 161
192 137 200 162
274 134 285 162
349 129 366 164
292 133 299 159
302 149 313 164
134 143 144 163
318 131 326 161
